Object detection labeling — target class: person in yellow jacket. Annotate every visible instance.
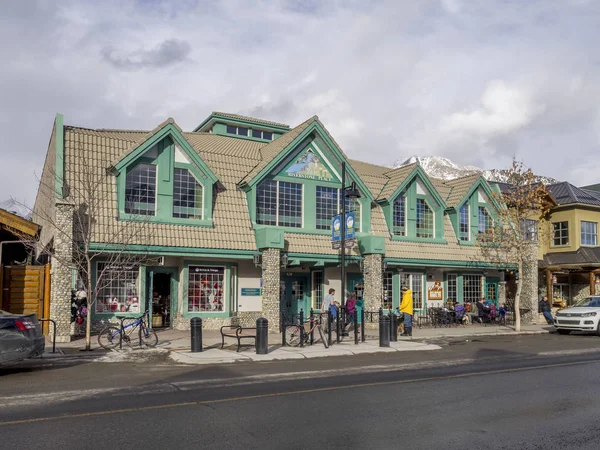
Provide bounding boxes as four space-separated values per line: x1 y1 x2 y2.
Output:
399 285 413 336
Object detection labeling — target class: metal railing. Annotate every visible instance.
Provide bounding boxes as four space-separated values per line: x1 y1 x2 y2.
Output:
38 318 57 353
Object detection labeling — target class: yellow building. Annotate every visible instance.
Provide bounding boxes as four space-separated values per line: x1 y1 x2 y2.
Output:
539 182 600 306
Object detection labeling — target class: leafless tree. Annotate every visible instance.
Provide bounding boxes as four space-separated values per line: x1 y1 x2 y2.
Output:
476 160 553 331
16 152 157 350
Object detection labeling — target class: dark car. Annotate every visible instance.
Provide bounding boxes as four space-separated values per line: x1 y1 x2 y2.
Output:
0 310 45 363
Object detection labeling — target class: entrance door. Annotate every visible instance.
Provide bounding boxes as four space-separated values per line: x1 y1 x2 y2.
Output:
347 274 364 323
486 278 499 306
280 275 309 320
147 268 177 328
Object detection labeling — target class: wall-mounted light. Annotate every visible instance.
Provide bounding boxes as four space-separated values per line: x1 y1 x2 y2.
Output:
280 253 289 268
382 259 388 271
253 252 263 269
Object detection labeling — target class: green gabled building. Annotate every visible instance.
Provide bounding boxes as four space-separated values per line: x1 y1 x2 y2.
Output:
34 111 510 341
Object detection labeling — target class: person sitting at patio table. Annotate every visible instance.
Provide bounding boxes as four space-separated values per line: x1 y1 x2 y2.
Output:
454 302 466 324
476 298 490 323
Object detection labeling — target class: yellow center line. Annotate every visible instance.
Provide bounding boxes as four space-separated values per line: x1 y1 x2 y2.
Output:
1 358 598 427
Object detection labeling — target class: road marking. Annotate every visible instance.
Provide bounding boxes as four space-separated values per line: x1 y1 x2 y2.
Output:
1 358 599 427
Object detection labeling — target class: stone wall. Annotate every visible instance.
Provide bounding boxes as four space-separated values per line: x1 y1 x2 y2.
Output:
261 248 281 332
363 253 383 313
572 284 590 305
520 242 539 324
49 200 75 342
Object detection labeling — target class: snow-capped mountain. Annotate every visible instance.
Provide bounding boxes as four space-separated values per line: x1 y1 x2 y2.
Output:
392 156 558 184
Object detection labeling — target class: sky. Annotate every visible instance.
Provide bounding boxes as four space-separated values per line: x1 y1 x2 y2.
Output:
2 0 600 209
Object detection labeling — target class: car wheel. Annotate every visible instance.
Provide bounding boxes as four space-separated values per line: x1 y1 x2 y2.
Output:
557 329 571 335
596 322 600 337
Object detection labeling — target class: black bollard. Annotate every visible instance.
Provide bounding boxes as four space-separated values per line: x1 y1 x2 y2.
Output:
354 309 358 345
361 308 365 342
327 310 332 346
256 318 268 354
190 317 203 352
379 314 390 347
299 309 304 348
389 313 398 342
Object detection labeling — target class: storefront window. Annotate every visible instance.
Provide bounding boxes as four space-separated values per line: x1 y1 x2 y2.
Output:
447 274 457 302
96 263 140 313
383 272 393 309
312 271 323 309
463 274 482 303
188 266 225 312
401 273 423 309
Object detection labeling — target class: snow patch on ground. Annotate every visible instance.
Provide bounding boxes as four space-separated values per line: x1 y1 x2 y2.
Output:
93 348 169 363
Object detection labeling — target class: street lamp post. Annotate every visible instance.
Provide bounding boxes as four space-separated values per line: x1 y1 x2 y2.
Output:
339 162 361 308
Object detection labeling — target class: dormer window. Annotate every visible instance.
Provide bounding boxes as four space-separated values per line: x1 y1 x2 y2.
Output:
459 204 469 241
173 168 203 219
252 129 273 140
416 199 434 238
392 195 406 236
125 163 156 215
226 125 249 136
256 180 302 227
478 206 492 234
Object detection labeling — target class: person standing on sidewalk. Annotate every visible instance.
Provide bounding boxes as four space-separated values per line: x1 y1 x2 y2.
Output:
539 296 554 325
345 292 357 331
322 288 336 332
400 285 413 336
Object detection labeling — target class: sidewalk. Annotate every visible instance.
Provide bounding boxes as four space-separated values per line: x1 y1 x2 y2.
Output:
44 323 553 364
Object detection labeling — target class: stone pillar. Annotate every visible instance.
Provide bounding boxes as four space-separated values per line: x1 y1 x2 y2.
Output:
498 281 506 306
50 200 75 342
261 248 281 333
363 253 383 312
520 242 539 324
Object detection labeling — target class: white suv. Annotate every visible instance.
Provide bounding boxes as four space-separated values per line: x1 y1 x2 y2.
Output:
554 296 600 335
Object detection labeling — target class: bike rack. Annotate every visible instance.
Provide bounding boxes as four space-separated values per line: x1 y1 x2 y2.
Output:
39 318 57 353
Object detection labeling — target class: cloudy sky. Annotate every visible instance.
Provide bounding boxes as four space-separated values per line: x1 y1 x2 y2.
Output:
2 0 600 208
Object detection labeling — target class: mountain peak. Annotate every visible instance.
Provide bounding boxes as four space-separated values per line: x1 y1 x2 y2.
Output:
392 155 557 184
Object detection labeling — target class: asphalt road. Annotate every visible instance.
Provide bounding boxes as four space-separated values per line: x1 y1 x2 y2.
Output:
2 334 600 449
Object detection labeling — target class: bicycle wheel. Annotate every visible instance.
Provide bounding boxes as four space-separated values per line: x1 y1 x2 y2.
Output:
98 326 122 350
285 325 302 347
317 324 329 349
139 326 158 348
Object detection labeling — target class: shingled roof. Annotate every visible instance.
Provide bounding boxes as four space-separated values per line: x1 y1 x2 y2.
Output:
58 114 496 261
547 182 600 207
211 111 290 129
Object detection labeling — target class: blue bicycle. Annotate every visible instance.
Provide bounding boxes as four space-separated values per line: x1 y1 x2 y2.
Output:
97 311 158 349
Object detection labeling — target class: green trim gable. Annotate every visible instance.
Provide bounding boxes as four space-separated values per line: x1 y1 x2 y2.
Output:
242 120 374 202
382 167 446 241
379 166 447 208
55 113 65 198
450 177 502 243
455 176 502 213
113 121 218 185
113 121 218 227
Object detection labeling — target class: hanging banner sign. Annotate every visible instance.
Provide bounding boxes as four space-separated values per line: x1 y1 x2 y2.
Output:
345 212 356 240
332 215 342 242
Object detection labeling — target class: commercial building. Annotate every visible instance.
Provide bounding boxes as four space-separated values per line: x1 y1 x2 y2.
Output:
34 112 511 341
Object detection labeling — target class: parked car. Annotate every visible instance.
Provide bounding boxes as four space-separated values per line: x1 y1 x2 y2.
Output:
0 310 45 363
554 296 600 335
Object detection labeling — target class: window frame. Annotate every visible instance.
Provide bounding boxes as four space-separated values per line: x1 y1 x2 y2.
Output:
173 167 204 220
459 204 469 241
552 221 569 247
117 135 215 227
183 262 234 318
581 221 598 246
478 206 493 235
392 194 406 236
416 198 435 239
92 261 142 318
256 179 303 228
124 162 157 216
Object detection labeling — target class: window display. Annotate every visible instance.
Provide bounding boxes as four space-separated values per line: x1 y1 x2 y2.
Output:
96 263 140 313
188 266 225 312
